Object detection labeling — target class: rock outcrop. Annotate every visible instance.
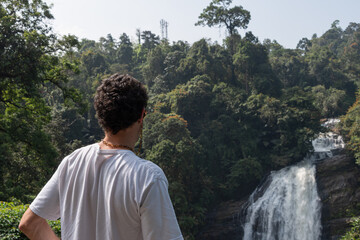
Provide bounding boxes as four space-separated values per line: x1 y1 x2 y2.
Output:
197 200 246 240
316 152 360 240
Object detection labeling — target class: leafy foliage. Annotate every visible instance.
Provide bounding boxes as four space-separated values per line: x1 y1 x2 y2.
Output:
0 201 61 239
195 0 251 36
341 90 360 165
341 217 360 240
0 0 82 201
310 85 346 117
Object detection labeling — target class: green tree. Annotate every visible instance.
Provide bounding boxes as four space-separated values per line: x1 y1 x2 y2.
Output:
296 37 312 52
165 75 214 137
177 39 214 83
99 34 117 64
0 0 80 200
143 112 212 239
310 85 347 117
81 50 108 75
162 50 187 88
141 30 160 50
116 33 133 65
233 36 281 96
342 24 360 88
341 90 360 165
195 0 251 36
142 46 165 87
269 48 313 88
209 43 233 83
318 20 344 55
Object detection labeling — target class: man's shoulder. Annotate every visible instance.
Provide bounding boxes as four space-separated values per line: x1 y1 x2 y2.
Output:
128 155 167 183
74 143 98 154
139 158 164 177
66 143 98 158
59 143 98 168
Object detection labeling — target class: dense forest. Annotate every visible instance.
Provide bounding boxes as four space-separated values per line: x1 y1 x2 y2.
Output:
1 0 360 239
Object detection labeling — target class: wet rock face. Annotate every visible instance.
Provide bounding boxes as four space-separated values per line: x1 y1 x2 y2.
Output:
316 152 360 240
197 200 246 240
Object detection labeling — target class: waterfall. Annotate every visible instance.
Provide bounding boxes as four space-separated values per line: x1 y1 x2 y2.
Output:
242 119 344 240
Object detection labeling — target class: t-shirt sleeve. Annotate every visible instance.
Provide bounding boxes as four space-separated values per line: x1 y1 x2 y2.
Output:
29 168 60 221
140 179 184 240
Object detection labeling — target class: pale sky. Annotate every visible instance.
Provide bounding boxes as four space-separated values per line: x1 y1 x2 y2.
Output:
45 0 360 49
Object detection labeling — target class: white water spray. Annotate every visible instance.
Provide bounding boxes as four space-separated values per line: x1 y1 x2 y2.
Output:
242 119 344 240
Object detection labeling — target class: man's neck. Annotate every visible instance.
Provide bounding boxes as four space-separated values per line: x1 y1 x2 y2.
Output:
100 123 140 150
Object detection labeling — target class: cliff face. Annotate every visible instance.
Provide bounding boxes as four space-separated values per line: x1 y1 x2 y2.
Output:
197 200 245 240
316 152 360 240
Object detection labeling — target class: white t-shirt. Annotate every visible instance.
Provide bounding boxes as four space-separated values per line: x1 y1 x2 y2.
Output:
30 143 183 240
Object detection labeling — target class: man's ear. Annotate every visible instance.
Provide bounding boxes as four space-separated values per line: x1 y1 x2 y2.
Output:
138 108 146 123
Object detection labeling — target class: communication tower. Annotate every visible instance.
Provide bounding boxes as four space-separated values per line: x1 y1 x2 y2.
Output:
160 19 169 40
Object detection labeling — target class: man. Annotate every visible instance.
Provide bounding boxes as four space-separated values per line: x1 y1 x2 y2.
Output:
19 73 183 240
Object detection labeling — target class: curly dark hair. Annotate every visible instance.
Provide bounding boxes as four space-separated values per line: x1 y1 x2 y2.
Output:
94 73 148 135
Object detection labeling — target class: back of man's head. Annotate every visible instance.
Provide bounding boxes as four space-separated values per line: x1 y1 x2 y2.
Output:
94 73 148 135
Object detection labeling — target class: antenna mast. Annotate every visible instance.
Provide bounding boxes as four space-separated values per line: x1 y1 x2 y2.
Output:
160 19 169 40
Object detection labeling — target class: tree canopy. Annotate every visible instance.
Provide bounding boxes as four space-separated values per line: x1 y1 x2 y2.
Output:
195 0 251 36
0 0 81 200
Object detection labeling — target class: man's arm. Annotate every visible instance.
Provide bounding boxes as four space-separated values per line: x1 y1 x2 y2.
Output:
19 208 60 240
140 179 183 240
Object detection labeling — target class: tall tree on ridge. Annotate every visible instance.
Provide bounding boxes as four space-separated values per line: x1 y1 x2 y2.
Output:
195 0 251 36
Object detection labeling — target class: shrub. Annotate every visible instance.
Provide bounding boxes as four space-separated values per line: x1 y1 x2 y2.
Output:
0 201 61 239
341 216 360 240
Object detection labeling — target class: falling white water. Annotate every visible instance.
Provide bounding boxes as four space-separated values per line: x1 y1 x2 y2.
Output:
242 161 322 240
242 119 344 240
